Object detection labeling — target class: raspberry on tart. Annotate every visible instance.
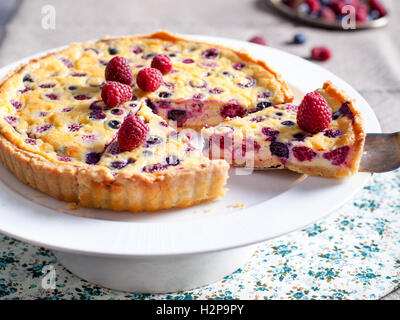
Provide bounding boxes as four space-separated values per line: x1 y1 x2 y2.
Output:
136 67 163 92
151 54 173 75
101 81 133 108
118 115 150 151
105 56 134 85
297 91 331 133
202 81 365 178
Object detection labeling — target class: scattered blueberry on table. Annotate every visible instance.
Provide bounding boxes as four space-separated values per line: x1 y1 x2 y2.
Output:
293 33 307 44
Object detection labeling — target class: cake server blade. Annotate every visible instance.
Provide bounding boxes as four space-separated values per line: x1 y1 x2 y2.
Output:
359 132 400 173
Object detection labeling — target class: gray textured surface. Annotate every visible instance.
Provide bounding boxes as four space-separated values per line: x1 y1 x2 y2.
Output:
0 0 398 299
0 0 20 43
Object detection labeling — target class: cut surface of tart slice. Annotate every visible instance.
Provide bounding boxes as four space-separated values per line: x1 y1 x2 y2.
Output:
202 81 365 178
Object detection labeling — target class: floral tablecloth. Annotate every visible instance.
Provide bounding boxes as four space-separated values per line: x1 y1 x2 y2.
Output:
1 170 399 300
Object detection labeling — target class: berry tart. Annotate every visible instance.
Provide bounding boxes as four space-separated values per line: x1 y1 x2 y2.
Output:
202 81 365 178
0 31 293 212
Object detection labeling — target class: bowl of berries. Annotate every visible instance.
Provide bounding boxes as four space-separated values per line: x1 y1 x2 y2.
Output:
268 0 389 30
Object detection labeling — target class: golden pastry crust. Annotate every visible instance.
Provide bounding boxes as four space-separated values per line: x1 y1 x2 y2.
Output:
77 160 229 211
0 132 229 211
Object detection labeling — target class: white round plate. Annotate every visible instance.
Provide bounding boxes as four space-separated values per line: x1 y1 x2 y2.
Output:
0 35 381 258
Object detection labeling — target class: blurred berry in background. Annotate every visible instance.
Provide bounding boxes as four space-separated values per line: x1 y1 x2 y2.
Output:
282 0 388 24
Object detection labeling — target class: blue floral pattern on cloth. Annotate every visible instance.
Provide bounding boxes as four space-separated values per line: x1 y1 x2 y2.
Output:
0 170 399 300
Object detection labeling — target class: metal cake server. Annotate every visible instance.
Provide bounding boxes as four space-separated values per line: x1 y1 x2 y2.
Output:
360 132 400 173
266 0 389 30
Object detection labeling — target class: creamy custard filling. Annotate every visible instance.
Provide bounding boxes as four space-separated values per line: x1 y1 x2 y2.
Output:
97 104 206 174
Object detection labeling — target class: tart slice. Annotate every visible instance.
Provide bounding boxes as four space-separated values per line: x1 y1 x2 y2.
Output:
202 81 365 178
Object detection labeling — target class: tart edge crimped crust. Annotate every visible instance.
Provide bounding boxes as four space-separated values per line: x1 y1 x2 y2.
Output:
287 81 365 178
77 160 229 211
0 133 229 211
